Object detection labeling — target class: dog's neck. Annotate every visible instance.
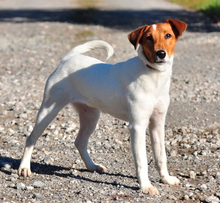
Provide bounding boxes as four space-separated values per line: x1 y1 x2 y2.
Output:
137 46 173 72
146 64 158 71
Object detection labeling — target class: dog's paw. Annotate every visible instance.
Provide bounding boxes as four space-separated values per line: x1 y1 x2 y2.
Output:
18 167 32 178
142 185 159 196
162 175 180 185
87 164 107 173
95 164 107 173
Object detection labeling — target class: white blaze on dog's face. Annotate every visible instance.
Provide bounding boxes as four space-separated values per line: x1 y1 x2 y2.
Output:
152 24 157 30
128 19 187 68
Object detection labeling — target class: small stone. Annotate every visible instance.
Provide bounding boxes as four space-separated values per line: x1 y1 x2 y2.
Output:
205 195 219 203
170 149 178 157
49 124 56 129
8 128 15 135
43 156 52 164
189 171 196 179
53 130 59 135
71 164 76 169
12 174 19 179
33 181 46 188
214 172 220 179
27 125 33 132
198 194 205 201
188 192 194 198
33 193 43 198
71 169 78 176
9 139 19 145
181 127 188 134
181 136 189 144
0 161 12 169
183 194 189 201
16 182 26 190
26 186 34 190
19 113 28 119
9 177 16 182
201 170 207 176
200 184 208 191
75 159 81 164
168 195 177 200
215 191 220 198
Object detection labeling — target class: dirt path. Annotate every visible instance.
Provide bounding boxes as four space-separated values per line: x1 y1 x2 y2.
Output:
0 0 183 10
0 0 220 202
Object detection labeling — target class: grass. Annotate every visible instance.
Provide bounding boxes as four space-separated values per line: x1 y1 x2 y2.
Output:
75 30 94 38
171 0 220 18
77 0 101 8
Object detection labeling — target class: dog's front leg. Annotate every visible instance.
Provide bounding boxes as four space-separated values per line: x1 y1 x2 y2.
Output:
149 101 180 186
129 123 159 195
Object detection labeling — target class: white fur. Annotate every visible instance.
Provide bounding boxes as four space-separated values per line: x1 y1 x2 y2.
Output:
152 24 157 30
18 40 180 195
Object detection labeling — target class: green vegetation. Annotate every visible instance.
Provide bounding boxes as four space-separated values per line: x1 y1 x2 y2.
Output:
171 0 220 17
75 30 94 39
77 0 101 8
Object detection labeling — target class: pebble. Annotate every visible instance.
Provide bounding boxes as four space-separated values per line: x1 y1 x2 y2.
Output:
9 177 16 182
12 174 19 179
0 161 12 169
200 184 208 191
71 169 78 176
189 171 196 179
215 192 220 198
4 163 12 169
170 149 178 157
43 156 53 164
198 194 205 201
33 193 43 199
33 181 46 188
16 183 26 190
201 170 208 176
205 195 220 203
27 125 33 132
168 195 177 200
183 194 189 201
26 186 34 190
214 172 220 179
19 113 28 119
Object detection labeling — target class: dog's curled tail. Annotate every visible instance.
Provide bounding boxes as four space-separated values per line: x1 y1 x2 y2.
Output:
71 40 114 59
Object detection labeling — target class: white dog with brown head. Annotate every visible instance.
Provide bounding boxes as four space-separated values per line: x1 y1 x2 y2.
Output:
18 19 187 195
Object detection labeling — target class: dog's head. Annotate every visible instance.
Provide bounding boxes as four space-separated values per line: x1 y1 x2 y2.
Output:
128 19 187 71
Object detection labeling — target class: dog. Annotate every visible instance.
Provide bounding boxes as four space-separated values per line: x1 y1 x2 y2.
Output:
18 19 187 195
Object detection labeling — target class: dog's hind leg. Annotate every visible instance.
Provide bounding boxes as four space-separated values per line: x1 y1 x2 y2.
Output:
18 93 68 178
74 103 106 173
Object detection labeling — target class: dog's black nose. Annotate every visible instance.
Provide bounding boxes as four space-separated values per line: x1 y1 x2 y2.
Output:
156 50 166 59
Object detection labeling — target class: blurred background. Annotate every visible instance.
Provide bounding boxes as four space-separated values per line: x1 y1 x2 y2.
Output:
0 0 219 31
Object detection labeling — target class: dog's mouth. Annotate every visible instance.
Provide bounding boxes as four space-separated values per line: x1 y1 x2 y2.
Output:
155 60 166 64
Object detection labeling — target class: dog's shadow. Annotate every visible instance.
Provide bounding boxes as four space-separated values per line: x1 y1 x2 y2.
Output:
0 156 139 191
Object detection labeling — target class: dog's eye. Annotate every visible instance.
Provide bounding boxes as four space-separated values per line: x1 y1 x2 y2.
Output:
146 35 153 41
165 33 172 39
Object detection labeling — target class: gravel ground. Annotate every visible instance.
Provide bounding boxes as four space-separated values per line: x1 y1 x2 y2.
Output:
0 0 220 202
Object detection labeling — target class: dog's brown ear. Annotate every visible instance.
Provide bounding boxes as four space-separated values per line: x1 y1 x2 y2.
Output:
166 19 187 39
128 25 149 49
